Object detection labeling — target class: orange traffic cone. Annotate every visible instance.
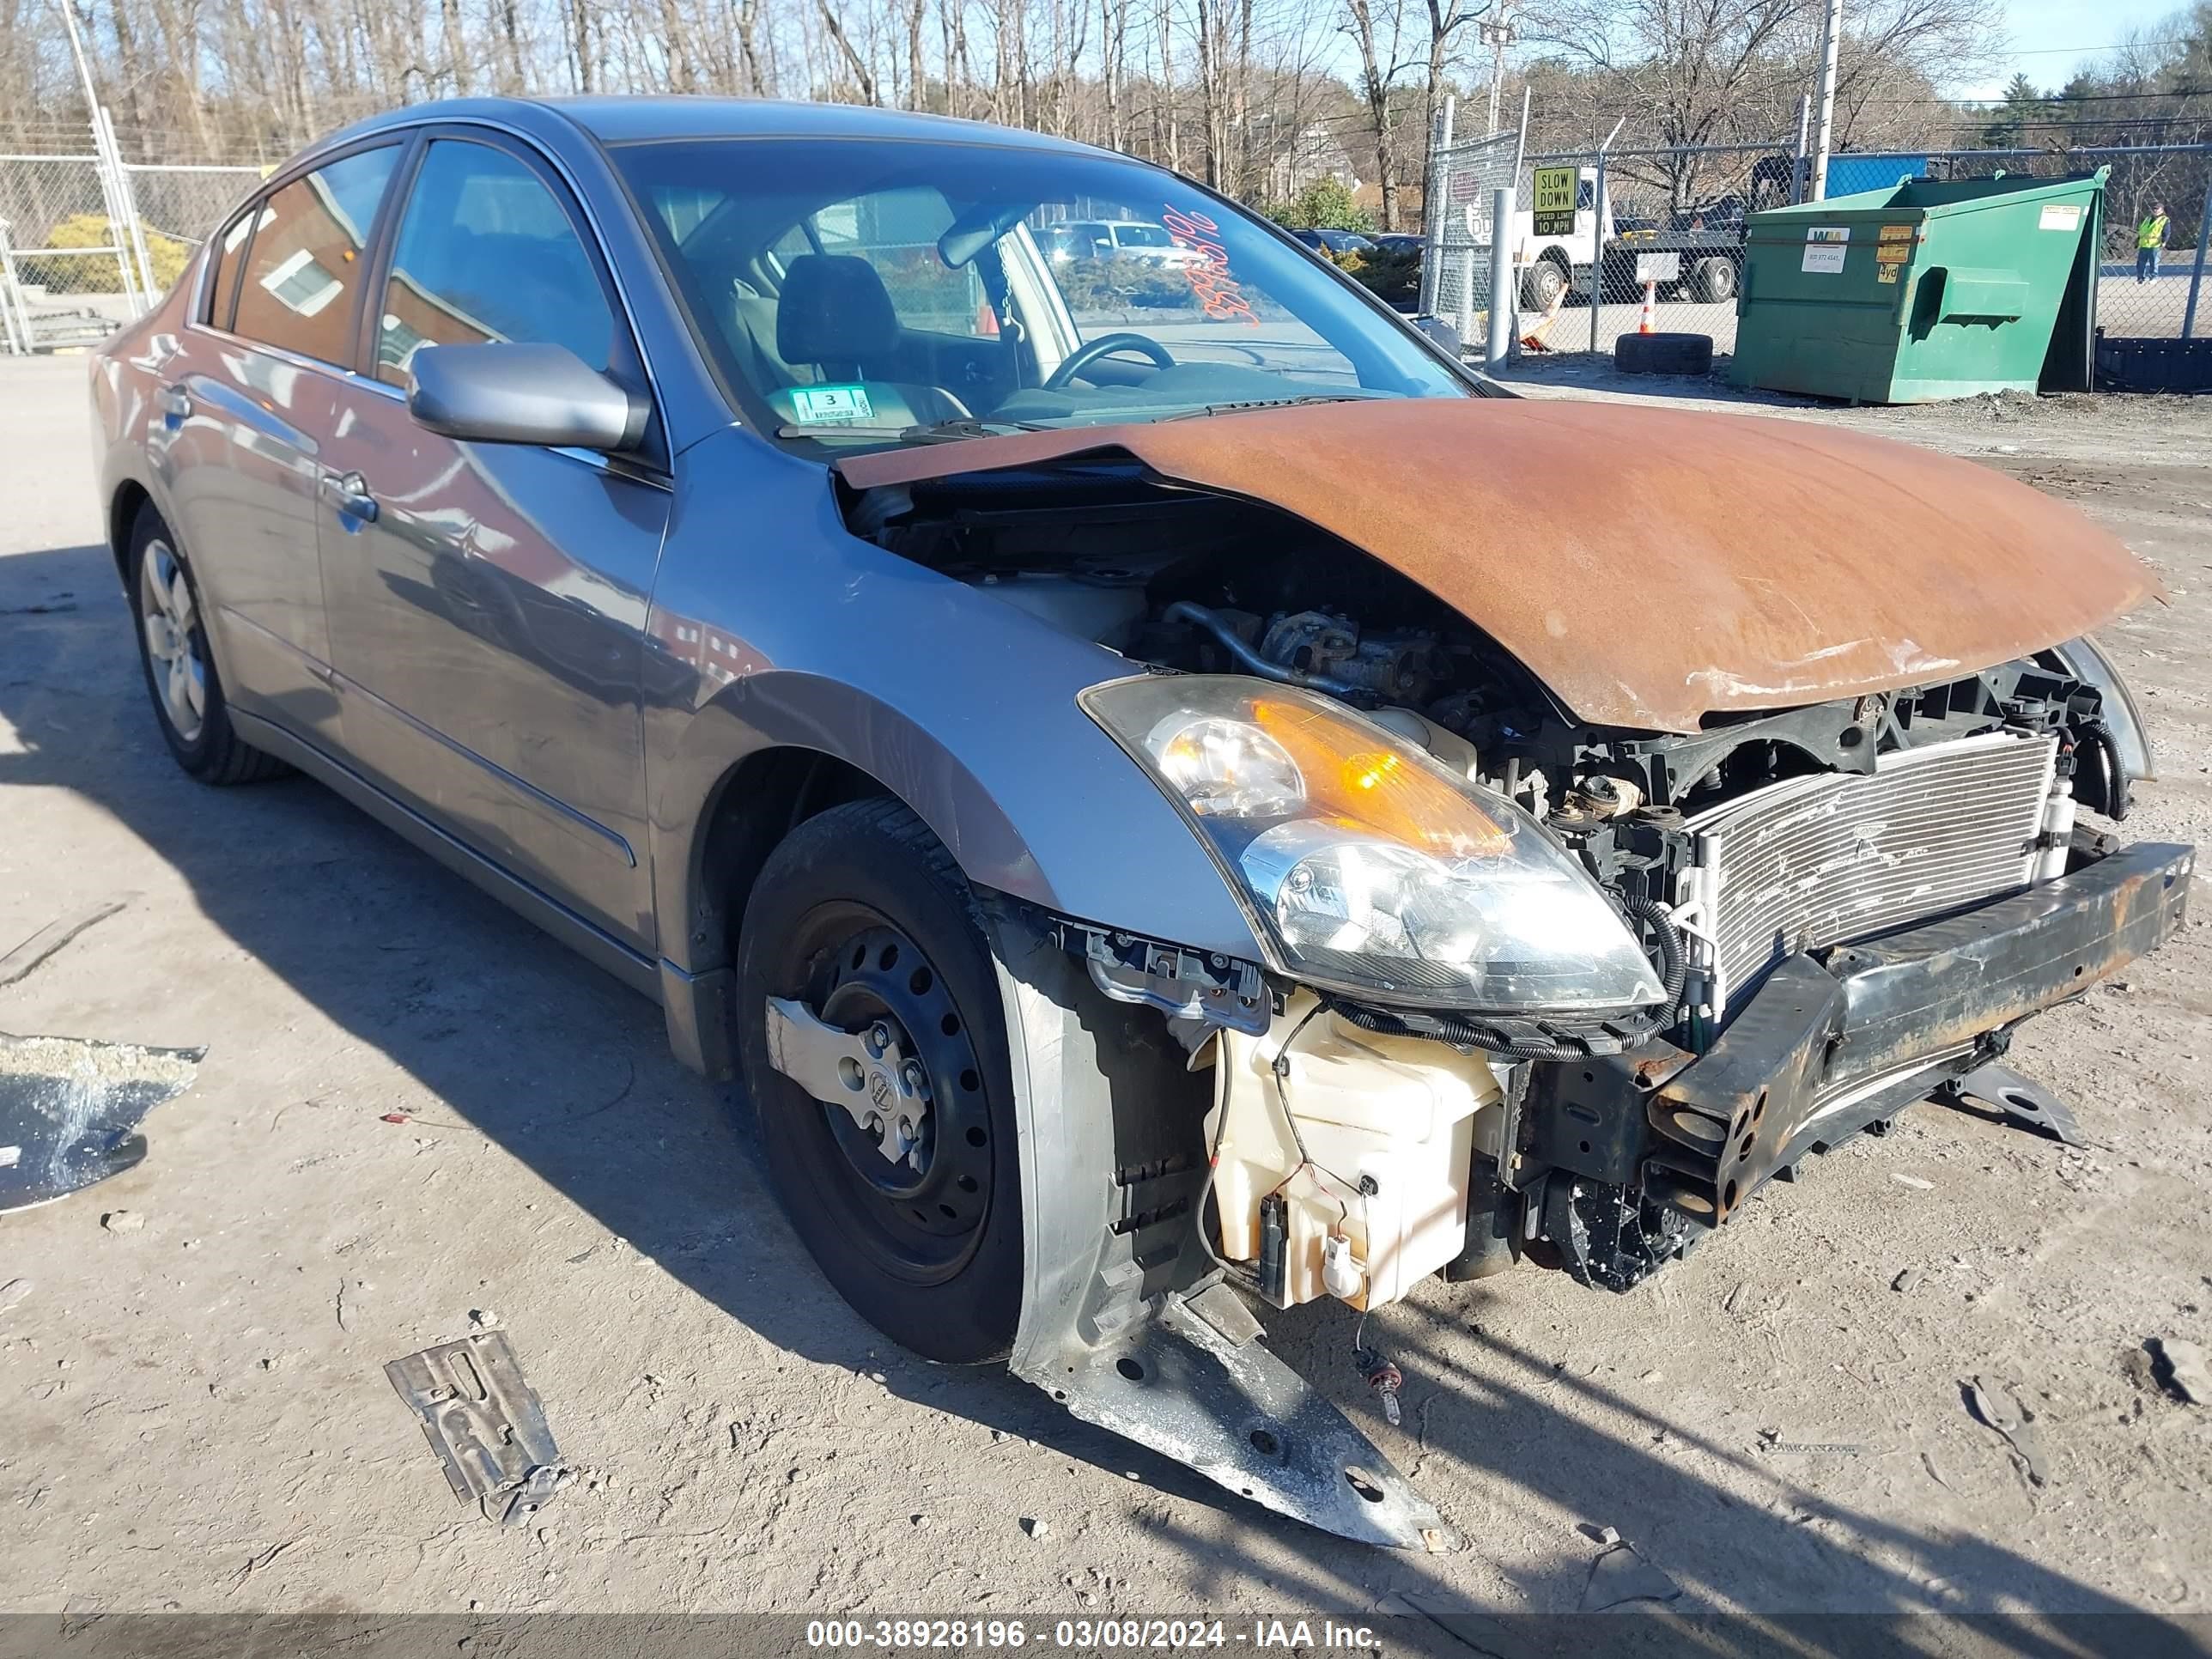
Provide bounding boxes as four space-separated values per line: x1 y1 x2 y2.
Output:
1638 280 1656 334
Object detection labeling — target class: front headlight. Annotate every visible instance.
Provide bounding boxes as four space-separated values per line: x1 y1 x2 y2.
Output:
1081 674 1666 1012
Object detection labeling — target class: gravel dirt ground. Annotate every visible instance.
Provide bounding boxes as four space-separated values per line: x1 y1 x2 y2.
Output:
3 351 2209 1629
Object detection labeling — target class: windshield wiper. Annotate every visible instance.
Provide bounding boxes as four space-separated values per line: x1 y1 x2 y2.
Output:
774 417 1054 443
1158 394 1376 422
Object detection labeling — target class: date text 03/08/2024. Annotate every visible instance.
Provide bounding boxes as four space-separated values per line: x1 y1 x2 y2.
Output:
805 1620 1380 1650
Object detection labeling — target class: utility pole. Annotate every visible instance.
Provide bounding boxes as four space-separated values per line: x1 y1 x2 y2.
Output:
1811 0 1842 200
1480 1 1516 137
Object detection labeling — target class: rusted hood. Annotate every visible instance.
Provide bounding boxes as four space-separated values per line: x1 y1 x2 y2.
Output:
837 398 2159 733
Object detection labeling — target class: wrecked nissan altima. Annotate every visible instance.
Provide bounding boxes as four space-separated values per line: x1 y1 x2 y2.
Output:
91 96 2188 1551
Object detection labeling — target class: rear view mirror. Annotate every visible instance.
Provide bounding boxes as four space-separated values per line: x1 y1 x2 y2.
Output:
407 343 649 453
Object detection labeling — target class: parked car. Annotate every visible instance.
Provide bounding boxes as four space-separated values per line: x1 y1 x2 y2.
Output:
1041 216 1206 269
1290 226 1377 257
1349 231 1424 309
90 95 2185 1553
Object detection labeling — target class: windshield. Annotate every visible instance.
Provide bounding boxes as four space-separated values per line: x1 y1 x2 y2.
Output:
611 137 1468 452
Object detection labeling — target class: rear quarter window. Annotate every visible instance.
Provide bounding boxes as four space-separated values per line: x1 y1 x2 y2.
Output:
206 206 258 329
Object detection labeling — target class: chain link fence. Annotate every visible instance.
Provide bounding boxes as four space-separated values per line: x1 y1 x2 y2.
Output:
0 152 138 349
1419 122 1523 347
1427 124 2212 373
127 163 257 252
0 125 255 354
1577 142 1802 360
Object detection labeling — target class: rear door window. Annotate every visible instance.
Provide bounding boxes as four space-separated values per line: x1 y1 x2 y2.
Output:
374 139 618 386
230 147 400 365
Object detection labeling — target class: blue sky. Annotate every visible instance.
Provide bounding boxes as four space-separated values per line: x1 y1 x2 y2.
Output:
1959 0 2188 97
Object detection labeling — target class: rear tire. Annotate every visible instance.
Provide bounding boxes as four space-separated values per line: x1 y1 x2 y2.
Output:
1691 255 1738 305
1614 331 1715 376
734 799 1023 1364
1521 258 1567 312
125 504 287 785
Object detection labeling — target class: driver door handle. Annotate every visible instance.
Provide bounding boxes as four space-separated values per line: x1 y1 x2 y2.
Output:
319 469 378 524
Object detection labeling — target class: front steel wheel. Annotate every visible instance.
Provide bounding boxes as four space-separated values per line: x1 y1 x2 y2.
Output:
735 799 1023 1363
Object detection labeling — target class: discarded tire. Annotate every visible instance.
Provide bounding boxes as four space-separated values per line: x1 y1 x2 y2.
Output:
1614 331 1714 376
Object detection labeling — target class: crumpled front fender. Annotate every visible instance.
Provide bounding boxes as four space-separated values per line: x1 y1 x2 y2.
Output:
983 901 1459 1552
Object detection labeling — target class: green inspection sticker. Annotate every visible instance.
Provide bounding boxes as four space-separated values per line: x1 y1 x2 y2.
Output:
790 385 874 425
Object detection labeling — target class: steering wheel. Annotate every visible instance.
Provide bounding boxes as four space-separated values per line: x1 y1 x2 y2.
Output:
1043 331 1176 391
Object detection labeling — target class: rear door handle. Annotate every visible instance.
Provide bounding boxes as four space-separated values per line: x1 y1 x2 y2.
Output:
319 470 379 524
155 382 191 419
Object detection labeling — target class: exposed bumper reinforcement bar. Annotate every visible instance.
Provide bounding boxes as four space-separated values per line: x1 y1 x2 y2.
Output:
1539 841 2192 1238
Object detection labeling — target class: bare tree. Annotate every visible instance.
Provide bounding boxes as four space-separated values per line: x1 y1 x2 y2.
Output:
1340 0 1411 227
814 0 879 100
0 0 2004 251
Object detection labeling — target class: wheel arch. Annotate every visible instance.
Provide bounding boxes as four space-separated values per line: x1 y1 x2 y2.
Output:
108 477 155 586
687 742 896 978
647 665 1261 1079
650 672 1075 1080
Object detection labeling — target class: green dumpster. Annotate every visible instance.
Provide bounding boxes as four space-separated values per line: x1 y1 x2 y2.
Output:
1729 169 2106 404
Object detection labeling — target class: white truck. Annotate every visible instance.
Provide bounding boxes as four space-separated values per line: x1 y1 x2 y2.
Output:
1509 155 1798 309
1510 164 1607 310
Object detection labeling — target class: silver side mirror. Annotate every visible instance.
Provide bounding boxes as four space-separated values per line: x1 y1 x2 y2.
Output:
407 342 649 453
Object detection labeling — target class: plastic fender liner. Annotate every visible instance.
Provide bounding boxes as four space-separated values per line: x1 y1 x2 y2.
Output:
980 900 1460 1553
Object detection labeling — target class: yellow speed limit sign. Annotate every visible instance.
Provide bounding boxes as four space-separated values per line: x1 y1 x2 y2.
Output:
1532 166 1578 237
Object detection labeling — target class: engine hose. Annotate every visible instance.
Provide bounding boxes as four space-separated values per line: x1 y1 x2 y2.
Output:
1162 601 1374 704
1328 898 1691 1061
2081 719 2130 822
1618 894 1689 1011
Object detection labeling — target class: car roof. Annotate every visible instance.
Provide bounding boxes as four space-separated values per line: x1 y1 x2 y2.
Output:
315 94 1104 157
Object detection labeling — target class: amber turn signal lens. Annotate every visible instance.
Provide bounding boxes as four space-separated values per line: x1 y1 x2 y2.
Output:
1249 698 1508 858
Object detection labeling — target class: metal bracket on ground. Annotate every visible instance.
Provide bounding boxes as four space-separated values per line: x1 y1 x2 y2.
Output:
385 1331 565 1522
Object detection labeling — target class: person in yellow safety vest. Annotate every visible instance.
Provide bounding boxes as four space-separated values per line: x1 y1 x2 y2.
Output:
2136 204 2169 283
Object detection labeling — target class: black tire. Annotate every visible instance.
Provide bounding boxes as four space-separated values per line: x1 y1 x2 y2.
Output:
1691 255 1738 305
1613 331 1715 376
1521 258 1567 312
125 504 288 785
735 798 1022 1364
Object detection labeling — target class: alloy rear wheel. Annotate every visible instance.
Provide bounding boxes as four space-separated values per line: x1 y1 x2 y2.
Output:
125 504 287 785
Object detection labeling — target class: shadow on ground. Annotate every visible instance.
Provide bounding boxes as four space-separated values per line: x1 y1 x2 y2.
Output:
0 538 2189 1638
